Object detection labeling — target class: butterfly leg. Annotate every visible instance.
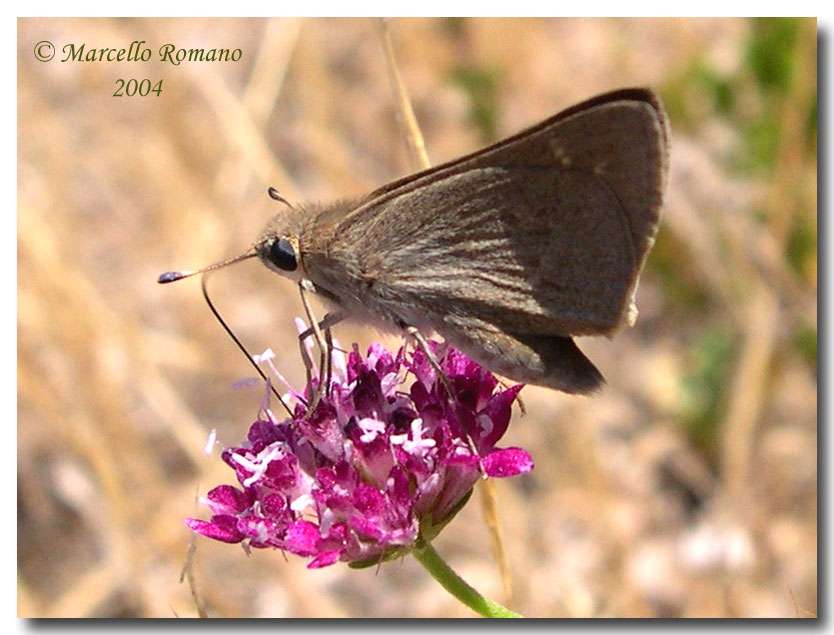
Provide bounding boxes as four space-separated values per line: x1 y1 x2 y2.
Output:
323 327 335 397
297 330 316 404
402 324 482 464
496 376 527 416
297 280 327 411
403 325 454 399
298 311 346 400
296 312 346 346
298 280 347 411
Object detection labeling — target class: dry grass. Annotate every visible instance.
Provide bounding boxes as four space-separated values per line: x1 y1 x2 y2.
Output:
17 17 816 618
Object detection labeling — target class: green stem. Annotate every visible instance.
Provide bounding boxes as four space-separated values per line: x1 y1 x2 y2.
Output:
412 540 523 618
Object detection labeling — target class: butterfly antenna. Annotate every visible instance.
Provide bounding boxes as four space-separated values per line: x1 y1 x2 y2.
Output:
158 248 259 284
200 272 294 417
267 187 295 210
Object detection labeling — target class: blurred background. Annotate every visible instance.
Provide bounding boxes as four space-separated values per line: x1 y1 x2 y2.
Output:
17 17 816 617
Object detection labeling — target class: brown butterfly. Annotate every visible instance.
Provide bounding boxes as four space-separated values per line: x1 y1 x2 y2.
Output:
161 88 669 395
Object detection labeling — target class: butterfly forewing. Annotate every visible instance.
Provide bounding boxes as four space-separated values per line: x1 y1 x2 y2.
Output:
295 88 669 392
336 166 635 336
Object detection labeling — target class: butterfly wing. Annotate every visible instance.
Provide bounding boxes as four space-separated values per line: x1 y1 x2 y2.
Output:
360 87 669 288
348 165 638 335
302 89 669 392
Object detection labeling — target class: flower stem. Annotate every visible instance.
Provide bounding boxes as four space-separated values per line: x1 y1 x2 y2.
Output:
412 540 523 618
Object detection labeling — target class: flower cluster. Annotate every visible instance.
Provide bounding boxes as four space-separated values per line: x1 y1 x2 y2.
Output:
186 340 532 568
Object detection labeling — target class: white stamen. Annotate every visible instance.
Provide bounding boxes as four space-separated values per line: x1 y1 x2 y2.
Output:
252 349 275 364
358 417 385 443
231 444 286 488
204 429 218 456
400 418 436 456
291 494 314 512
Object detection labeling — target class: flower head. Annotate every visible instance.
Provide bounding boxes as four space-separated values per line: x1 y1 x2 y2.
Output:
186 340 533 568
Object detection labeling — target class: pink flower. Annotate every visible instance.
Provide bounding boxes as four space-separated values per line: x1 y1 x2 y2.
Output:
186 341 533 568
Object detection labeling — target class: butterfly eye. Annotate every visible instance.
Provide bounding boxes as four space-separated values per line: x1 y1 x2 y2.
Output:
267 238 298 272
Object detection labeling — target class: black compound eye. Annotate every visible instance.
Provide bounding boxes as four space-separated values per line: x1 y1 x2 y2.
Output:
267 238 298 271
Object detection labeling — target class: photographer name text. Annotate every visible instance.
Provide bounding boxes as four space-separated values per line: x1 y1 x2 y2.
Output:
60 40 242 65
